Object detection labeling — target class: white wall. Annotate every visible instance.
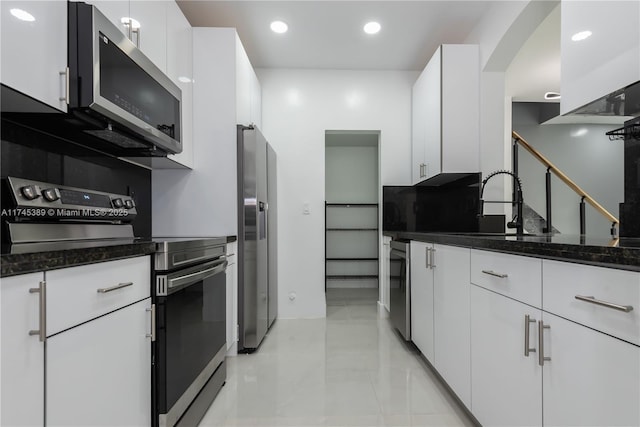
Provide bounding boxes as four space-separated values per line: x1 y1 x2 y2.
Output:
152 28 239 237
256 69 415 318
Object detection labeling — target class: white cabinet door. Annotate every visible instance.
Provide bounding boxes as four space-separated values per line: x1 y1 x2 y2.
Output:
129 1 167 72
560 0 640 115
165 0 194 168
0 0 68 112
440 44 479 174
1 273 45 427
433 244 471 407
47 299 152 427
410 241 435 362
423 46 442 179
236 36 262 127
542 312 640 427
411 70 427 184
470 285 542 427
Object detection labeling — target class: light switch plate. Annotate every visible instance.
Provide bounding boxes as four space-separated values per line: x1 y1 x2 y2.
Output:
303 202 310 215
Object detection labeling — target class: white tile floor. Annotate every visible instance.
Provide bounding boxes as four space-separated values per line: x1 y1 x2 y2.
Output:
199 288 476 427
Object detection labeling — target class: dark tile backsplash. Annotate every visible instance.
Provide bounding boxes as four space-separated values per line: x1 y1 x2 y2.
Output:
1 119 152 239
620 117 640 237
383 173 481 233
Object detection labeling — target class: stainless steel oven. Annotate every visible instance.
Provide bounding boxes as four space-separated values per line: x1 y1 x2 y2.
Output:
153 238 227 427
390 240 411 341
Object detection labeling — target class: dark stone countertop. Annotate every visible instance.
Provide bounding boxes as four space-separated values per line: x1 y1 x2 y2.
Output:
1 235 237 277
1 239 157 278
384 232 640 272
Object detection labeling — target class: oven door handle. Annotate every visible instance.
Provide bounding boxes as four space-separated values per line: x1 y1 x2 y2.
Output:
168 258 228 291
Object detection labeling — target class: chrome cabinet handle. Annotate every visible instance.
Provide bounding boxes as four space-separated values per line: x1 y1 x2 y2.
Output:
482 270 508 278
59 67 69 104
425 247 430 269
575 295 633 313
538 320 551 366
430 248 436 269
97 282 133 293
28 281 46 342
524 314 536 357
132 27 140 48
146 304 156 341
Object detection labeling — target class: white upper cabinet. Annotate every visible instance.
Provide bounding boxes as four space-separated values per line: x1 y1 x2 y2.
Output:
129 1 167 71
84 1 168 72
1 0 68 112
236 34 262 128
560 0 640 115
165 0 194 168
411 45 480 184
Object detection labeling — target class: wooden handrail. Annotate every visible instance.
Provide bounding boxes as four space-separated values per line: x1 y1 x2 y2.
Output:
511 131 619 225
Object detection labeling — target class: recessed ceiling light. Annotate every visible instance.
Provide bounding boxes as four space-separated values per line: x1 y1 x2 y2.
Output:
178 76 192 83
10 8 35 22
121 17 141 29
363 21 381 35
571 30 592 42
544 92 561 100
270 21 288 34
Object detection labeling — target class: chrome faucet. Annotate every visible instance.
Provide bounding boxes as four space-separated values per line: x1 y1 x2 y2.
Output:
479 170 524 236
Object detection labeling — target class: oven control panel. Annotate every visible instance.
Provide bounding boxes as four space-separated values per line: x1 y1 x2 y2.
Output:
3 177 137 221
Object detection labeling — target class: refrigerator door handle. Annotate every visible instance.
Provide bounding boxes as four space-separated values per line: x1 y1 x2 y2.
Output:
259 201 266 240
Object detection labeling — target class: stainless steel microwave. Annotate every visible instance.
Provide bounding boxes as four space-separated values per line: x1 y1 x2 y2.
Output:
68 2 182 155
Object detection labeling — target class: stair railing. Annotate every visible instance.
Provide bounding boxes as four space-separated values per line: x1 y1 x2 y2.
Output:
511 131 619 237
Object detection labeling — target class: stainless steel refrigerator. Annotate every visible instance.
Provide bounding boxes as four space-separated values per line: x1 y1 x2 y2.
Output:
237 125 277 352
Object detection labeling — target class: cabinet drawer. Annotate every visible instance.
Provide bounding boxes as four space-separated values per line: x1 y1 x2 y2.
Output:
471 250 542 308
46 256 151 336
543 260 640 346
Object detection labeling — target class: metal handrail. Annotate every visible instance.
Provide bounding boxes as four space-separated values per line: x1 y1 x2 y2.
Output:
511 131 620 229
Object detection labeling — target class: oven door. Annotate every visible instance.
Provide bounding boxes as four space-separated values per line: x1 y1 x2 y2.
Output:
154 257 227 427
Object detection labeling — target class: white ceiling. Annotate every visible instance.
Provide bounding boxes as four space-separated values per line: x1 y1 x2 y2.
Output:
177 1 500 71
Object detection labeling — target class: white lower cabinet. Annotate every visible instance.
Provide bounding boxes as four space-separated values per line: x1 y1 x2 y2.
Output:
410 242 471 408
47 299 152 427
470 285 542 427
542 312 640 427
410 241 435 362
432 244 471 408
1 273 45 427
0 256 152 427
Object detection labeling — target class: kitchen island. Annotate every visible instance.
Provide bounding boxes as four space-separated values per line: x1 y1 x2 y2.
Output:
384 231 640 427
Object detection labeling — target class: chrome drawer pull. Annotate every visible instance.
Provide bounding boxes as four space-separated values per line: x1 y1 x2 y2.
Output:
97 282 133 293
538 320 551 366
524 314 536 357
28 281 46 342
482 270 508 278
146 304 156 342
575 295 633 313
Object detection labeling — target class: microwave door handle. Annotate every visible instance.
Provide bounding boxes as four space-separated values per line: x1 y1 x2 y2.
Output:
168 259 228 291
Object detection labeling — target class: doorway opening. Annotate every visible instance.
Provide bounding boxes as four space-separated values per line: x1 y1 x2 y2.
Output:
324 130 380 309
